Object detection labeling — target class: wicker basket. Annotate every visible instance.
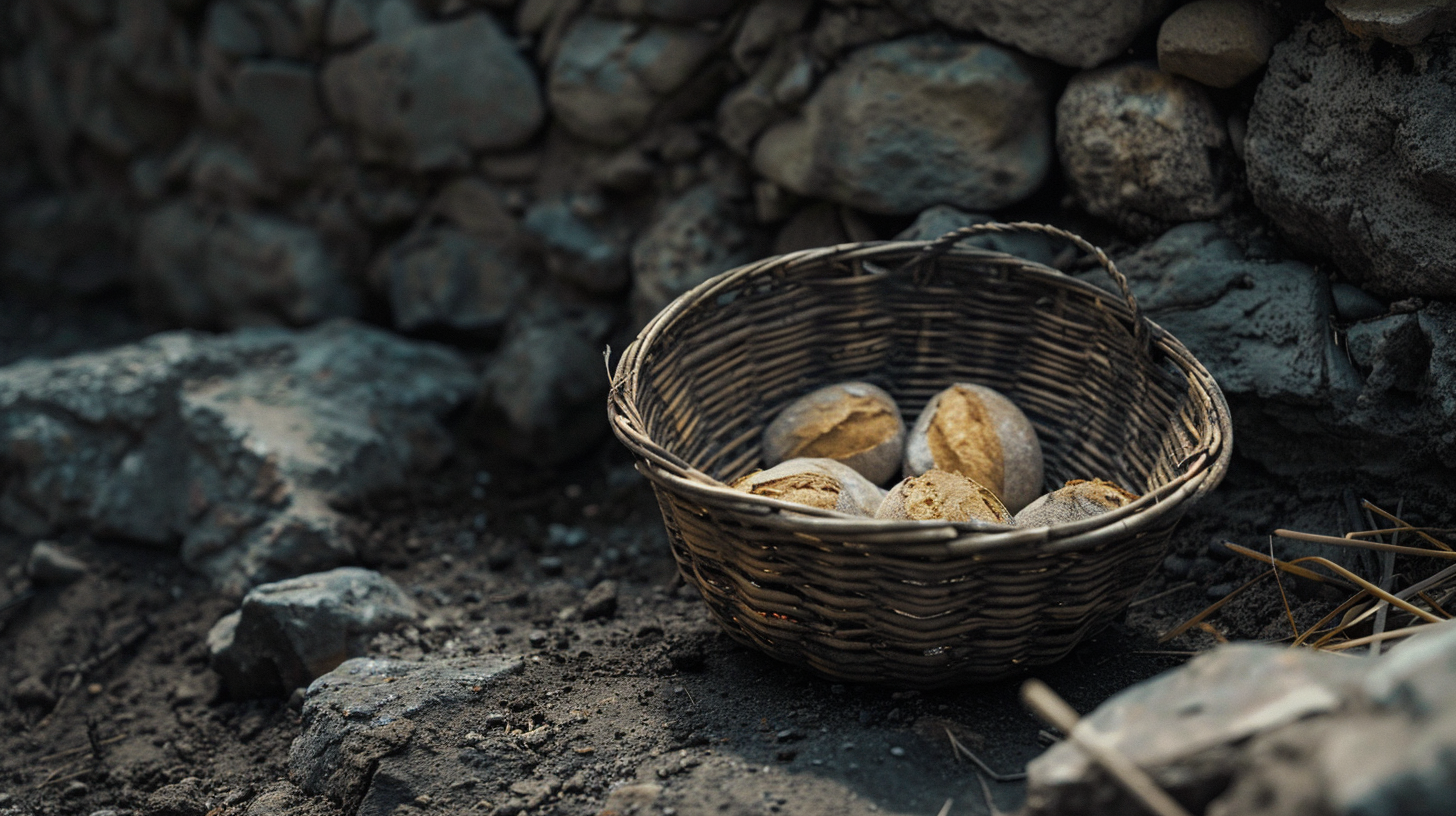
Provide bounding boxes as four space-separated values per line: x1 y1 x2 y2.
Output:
608 223 1232 688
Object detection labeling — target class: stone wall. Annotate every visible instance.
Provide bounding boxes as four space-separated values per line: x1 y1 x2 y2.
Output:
1 0 1454 500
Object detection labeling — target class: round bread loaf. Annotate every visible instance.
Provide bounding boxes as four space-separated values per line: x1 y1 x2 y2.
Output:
874 469 1012 524
904 383 1043 513
731 458 887 517
761 382 905 485
1013 478 1139 528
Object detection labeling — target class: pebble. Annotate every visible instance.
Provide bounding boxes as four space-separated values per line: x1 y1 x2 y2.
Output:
889 746 906 757
27 541 89 583
537 556 564 576
580 580 619 621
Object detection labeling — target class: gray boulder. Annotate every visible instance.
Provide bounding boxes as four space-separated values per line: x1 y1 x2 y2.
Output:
372 227 529 334
135 202 359 329
753 35 1051 216
288 655 524 816
928 0 1169 69
0 321 476 590
523 195 634 293
548 15 718 146
1246 19 1456 299
481 312 611 464
1327 0 1456 45
323 12 544 171
1026 620 1456 816
1057 64 1233 236
1114 222 1354 402
231 60 326 181
630 182 760 326
208 567 418 698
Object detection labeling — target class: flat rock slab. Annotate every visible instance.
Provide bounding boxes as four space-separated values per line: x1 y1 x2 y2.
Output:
289 656 525 816
0 320 476 590
1025 619 1456 816
209 567 420 698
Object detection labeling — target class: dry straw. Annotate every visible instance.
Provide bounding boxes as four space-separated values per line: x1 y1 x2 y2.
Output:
609 223 1233 687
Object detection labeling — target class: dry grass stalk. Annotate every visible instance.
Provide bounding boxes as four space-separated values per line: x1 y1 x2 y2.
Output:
1166 503 1456 653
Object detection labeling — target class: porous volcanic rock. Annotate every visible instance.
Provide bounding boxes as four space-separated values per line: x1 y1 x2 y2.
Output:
1245 18 1456 299
753 35 1051 216
1057 64 1233 236
0 321 476 590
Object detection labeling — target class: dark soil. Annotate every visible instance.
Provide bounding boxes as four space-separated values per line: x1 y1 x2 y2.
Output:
0 301 1436 816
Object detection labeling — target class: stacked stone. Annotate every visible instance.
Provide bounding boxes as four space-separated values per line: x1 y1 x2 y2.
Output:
0 0 1454 555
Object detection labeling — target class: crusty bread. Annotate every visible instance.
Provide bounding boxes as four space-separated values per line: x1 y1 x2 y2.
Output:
1013 478 1139 528
874 469 1012 524
732 458 888 517
904 383 1043 513
762 382 905 485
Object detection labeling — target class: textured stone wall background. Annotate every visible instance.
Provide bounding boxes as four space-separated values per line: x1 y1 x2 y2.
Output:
1 0 1454 526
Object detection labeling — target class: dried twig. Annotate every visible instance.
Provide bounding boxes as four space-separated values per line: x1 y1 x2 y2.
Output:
1322 624 1432 652
1160 570 1271 643
1274 530 1456 561
1128 583 1197 608
1362 501 1454 552
942 727 1026 782
1270 537 1299 640
1020 680 1194 816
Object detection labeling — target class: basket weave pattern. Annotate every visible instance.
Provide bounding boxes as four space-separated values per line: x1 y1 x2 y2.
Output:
610 223 1232 687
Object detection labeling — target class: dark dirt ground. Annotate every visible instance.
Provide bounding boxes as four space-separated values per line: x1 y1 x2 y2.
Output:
0 297 1440 816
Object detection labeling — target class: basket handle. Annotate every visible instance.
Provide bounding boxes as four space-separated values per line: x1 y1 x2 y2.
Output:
902 221 1149 351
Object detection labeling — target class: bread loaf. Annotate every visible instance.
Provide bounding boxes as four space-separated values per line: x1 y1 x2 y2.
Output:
904 383 1043 513
762 382 905 485
874 469 1012 524
732 458 888 517
1013 478 1139 528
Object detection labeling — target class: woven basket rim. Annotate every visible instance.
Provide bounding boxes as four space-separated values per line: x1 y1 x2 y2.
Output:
608 224 1233 557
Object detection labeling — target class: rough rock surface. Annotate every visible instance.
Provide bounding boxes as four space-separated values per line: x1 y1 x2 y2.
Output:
753 35 1050 215
136 203 359 329
1328 0 1456 45
0 322 476 590
288 655 525 816
1025 619 1456 816
1246 19 1456 299
523 195 634 293
1113 222 1354 402
548 15 718 146
209 567 418 698
928 0 1169 69
372 227 529 334
322 13 544 171
480 307 613 464
630 182 759 326
1057 64 1233 236
1157 0 1280 88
